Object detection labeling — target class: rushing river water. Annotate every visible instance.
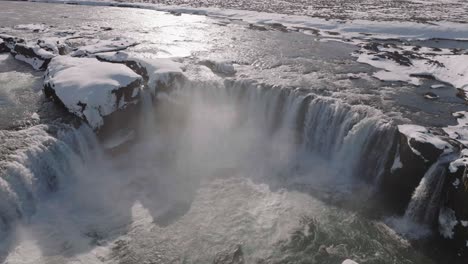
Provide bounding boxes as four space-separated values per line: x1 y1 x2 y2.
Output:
0 1 466 263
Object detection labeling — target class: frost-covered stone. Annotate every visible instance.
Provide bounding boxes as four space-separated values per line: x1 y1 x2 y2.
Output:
70 38 137 57
443 111 468 147
44 56 143 130
13 43 55 70
398 125 453 160
200 59 236 75
97 51 185 94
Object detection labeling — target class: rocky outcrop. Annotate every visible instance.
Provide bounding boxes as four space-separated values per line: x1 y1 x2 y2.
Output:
12 43 55 70
441 149 468 257
0 34 57 70
43 56 143 133
379 125 454 213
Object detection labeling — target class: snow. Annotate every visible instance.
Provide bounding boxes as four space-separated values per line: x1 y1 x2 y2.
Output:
31 112 40 120
443 111 468 147
398 124 453 155
44 56 142 129
342 260 359 264
29 0 468 40
97 51 185 94
431 84 446 89
70 38 137 57
357 51 468 95
12 44 56 70
200 59 236 75
14 54 47 70
14 23 48 32
449 149 468 173
439 207 458 239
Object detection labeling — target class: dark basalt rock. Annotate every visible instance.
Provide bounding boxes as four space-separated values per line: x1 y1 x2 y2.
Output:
0 34 24 52
379 129 445 213
442 151 468 258
0 41 7 53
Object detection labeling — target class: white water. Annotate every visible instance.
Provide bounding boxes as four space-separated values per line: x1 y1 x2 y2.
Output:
0 79 431 263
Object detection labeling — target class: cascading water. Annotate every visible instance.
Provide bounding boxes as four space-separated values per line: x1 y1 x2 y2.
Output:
167 79 397 191
404 157 450 225
0 124 101 229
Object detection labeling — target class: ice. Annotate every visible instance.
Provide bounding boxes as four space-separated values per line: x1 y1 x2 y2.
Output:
44 56 142 129
342 260 359 264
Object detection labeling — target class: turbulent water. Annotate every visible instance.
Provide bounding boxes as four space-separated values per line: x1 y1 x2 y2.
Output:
0 76 434 263
2 1 465 263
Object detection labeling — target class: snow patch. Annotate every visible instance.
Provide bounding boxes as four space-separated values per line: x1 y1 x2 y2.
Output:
443 111 468 147
97 51 185 94
342 260 359 264
70 38 137 57
200 59 236 75
449 149 468 173
44 56 142 129
357 50 468 96
398 124 453 156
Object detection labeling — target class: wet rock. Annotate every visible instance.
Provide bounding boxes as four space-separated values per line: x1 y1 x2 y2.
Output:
213 245 245 264
441 149 468 258
0 39 6 53
380 125 453 213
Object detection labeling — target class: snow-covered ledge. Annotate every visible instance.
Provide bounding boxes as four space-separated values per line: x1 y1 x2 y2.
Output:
44 56 143 130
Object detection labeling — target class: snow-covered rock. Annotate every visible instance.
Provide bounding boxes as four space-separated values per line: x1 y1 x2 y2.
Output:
356 43 468 100
70 38 137 57
0 34 24 52
44 56 143 130
12 43 56 70
443 111 468 147
380 124 455 213
200 59 236 75
96 51 185 94
398 124 453 159
441 148 468 257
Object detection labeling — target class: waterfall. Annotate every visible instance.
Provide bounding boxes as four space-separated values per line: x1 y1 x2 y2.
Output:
403 158 449 225
0 124 101 228
166 79 396 186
